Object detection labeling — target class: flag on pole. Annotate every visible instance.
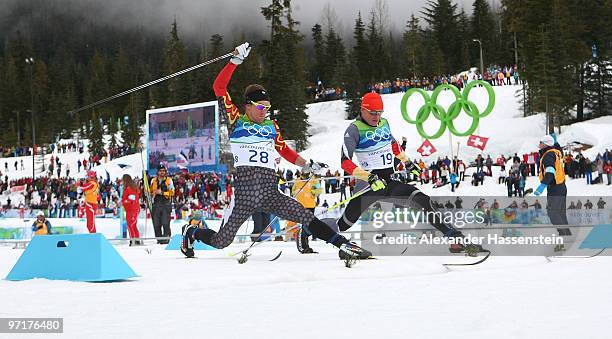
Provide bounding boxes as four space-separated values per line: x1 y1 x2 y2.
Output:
417 139 437 157
177 152 189 173
467 134 489 151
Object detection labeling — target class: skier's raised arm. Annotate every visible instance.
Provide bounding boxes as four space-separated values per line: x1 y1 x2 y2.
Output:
213 42 251 127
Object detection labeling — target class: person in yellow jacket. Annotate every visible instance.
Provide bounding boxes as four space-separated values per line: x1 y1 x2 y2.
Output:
79 170 99 233
533 133 570 251
149 165 175 244
290 173 323 253
31 211 52 235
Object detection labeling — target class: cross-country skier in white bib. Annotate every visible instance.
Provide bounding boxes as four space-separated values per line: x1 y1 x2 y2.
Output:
180 42 371 259
317 92 485 258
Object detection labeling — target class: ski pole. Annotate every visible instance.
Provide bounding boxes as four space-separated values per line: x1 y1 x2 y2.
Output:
324 185 372 212
282 174 356 185
281 169 410 185
68 51 234 115
139 148 154 239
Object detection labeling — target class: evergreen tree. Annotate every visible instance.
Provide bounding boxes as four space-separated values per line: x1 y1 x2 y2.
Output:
343 12 370 120
85 50 111 118
548 0 586 127
584 56 612 117
162 20 189 107
5 33 32 115
403 14 423 78
88 112 105 156
48 45 78 139
2 57 20 145
421 30 445 76
352 12 370 87
310 24 324 84
500 0 526 65
261 0 309 151
366 11 385 82
470 0 497 69
386 31 402 80
120 89 144 152
457 9 471 71
32 61 50 141
189 34 223 103
111 46 132 115
530 25 557 133
108 113 119 149
207 34 225 87
323 26 346 88
421 0 460 73
0 57 5 145
343 53 362 120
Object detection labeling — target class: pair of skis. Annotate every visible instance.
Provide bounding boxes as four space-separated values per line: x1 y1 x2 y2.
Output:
342 249 492 269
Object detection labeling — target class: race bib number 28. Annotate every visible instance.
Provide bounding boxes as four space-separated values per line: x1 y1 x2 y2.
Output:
231 142 277 169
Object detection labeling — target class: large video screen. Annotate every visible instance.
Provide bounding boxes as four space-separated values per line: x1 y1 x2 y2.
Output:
146 101 218 174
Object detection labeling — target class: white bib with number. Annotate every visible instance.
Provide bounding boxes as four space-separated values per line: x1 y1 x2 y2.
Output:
355 143 394 170
231 141 277 169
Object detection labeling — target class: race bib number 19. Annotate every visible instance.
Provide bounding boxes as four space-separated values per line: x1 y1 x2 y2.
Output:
356 145 394 171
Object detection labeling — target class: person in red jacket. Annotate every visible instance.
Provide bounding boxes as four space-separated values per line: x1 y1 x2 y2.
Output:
605 160 612 186
121 174 141 245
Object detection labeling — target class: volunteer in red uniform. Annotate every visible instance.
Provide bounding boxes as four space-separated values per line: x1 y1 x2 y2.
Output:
121 174 141 245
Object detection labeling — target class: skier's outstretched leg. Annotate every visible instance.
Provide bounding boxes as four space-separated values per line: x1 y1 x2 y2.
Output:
262 189 372 259
201 197 256 247
407 187 484 256
391 183 485 256
181 172 262 257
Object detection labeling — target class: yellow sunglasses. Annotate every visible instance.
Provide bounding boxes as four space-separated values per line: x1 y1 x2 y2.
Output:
250 101 271 111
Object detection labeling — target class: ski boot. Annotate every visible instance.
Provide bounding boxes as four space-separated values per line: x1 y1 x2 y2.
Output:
181 224 198 258
338 242 373 260
296 226 318 254
446 230 486 257
129 239 143 246
295 227 318 254
449 243 485 257
339 242 373 268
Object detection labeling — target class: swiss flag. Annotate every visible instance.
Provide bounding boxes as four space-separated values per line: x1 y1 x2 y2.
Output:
467 134 489 151
417 139 437 157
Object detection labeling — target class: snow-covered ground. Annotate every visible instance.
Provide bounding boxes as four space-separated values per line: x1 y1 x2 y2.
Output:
1 84 611 338
1 241 611 338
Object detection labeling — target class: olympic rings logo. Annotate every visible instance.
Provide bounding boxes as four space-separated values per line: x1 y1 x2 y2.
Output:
365 127 391 142
243 121 273 137
400 80 495 139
